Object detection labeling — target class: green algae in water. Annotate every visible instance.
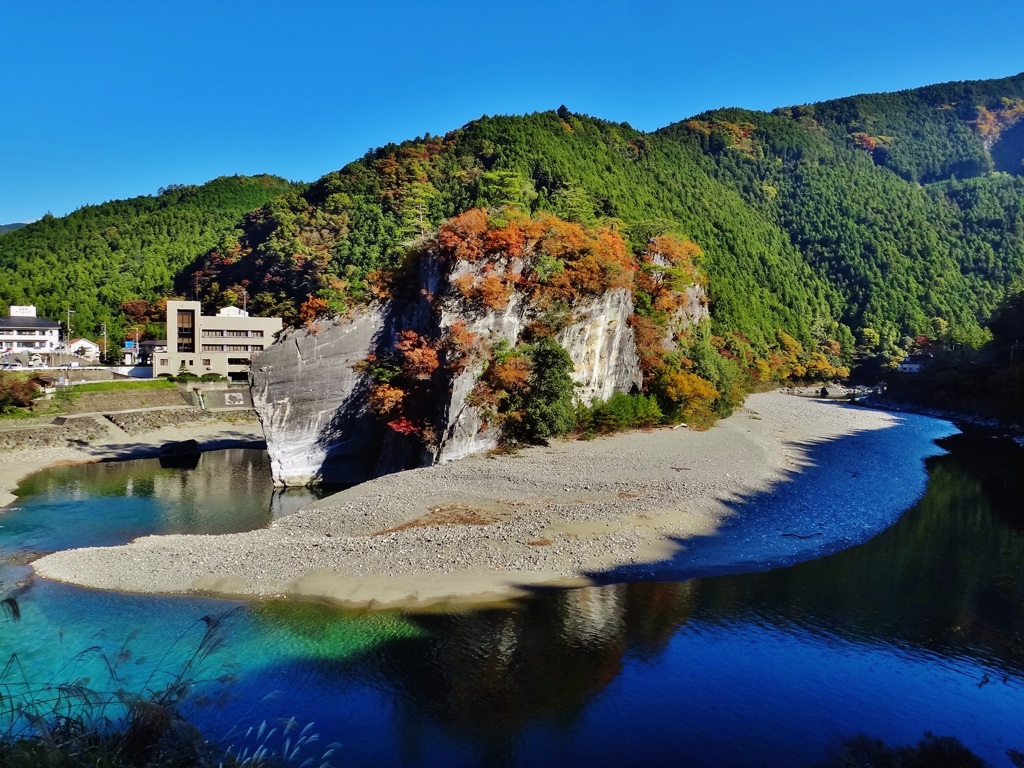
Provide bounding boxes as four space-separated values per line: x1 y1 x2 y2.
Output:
244 600 425 661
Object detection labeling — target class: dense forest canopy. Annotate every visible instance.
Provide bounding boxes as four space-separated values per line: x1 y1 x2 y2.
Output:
4 72 1024 381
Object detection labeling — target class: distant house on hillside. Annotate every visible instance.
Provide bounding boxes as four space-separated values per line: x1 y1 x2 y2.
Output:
0 305 60 353
897 354 930 374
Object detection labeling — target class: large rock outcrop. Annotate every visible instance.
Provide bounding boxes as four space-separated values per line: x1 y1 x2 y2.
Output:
251 307 386 486
251 211 714 488
252 283 645 487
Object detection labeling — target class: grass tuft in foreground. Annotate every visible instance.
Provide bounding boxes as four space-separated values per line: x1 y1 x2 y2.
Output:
0 611 337 767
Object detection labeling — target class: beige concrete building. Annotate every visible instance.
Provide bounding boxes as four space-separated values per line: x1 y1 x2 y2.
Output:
153 300 282 381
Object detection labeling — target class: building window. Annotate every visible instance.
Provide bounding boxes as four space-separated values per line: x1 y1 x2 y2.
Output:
202 358 211 366
227 344 248 351
159 359 169 366
227 357 251 366
226 330 247 337
251 345 263 351
202 344 224 352
250 330 264 337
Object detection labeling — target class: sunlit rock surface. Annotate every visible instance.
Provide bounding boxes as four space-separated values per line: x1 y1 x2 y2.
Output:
252 265 649 486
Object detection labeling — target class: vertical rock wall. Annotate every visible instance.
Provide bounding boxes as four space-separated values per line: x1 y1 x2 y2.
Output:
252 267 662 486
251 307 385 486
557 288 642 404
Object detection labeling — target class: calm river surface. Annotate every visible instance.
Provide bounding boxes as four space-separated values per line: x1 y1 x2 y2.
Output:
1 436 1022 767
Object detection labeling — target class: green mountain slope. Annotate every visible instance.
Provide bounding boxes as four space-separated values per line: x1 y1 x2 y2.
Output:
655 73 1024 352
5 72 1024 377
183 111 840 355
0 175 298 339
0 223 28 235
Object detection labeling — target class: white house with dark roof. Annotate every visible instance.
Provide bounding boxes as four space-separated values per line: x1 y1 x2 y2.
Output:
0 306 61 353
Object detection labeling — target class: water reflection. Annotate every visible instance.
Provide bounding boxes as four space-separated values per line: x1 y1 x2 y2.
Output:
229 430 1022 766
364 583 694 754
688 431 1024 674
2 449 319 552
2 433 1022 766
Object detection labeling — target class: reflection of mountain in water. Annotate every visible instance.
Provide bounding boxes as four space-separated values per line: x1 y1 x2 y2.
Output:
150 449 274 531
8 450 319 547
689 431 1024 673
243 432 1024 765
339 582 697 764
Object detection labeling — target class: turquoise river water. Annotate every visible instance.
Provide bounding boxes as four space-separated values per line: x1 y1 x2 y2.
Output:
0 427 1022 766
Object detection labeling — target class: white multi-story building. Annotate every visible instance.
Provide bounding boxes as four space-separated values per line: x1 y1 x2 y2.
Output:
0 306 61 353
152 300 282 381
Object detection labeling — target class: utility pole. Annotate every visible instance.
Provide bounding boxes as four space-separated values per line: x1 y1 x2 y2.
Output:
242 288 248 315
65 308 75 351
100 323 108 363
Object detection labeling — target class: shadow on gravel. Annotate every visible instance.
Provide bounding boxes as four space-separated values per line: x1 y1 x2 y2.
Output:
533 401 956 593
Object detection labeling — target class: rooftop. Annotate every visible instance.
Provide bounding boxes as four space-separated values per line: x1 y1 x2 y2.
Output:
0 316 60 329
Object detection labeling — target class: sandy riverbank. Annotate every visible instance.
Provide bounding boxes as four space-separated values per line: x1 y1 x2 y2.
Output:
29 394 957 609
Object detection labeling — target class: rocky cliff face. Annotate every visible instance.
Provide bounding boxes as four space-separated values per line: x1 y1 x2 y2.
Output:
251 307 386 486
252 289 646 486
252 283 648 487
251 216 706 487
431 287 644 465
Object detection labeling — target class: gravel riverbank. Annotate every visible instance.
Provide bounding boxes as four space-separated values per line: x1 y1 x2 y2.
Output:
31 393 956 609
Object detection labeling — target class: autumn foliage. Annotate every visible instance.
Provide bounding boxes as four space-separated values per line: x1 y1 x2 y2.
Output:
360 206 848 446
432 209 638 308
395 330 440 381
299 296 331 328
653 370 720 427
442 321 482 373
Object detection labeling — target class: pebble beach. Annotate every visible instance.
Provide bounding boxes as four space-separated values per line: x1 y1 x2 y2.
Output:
26 393 956 609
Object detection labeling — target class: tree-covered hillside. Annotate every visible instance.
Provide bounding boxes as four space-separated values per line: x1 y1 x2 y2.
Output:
183 109 841 359
0 175 297 340
5 71 1024 386
0 223 27 235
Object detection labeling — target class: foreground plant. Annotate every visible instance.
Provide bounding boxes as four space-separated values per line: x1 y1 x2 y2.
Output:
0 611 336 767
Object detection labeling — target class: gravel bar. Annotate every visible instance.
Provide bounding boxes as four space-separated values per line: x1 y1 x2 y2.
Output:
31 393 954 610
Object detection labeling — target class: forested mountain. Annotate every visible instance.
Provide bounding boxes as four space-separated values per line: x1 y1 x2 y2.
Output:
4 72 1024 387
184 72 1024 366
0 175 297 339
0 223 27 235
183 110 842 356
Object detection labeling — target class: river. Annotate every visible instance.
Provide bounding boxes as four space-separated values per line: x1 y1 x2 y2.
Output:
0 431 1022 766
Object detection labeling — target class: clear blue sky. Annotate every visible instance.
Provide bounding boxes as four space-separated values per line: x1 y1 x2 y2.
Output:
2 0 1022 223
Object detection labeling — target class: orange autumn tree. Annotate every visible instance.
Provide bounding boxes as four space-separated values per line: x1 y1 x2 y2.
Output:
432 209 638 310
653 369 720 427
362 330 444 441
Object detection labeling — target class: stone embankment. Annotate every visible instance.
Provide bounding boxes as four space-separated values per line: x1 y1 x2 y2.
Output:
105 407 255 436
46 387 192 415
0 408 257 450
0 418 108 451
